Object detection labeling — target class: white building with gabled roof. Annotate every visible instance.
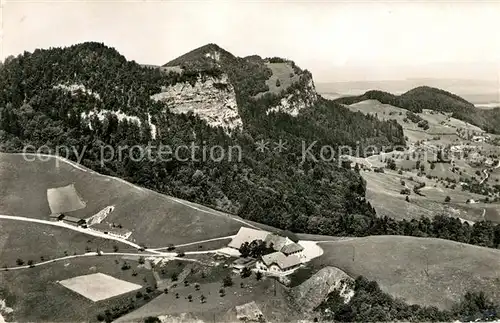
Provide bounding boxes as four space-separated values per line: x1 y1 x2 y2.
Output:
256 251 301 275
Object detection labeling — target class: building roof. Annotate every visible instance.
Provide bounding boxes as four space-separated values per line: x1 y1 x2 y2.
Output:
228 227 270 249
281 243 304 255
261 252 301 270
63 215 86 223
264 234 292 251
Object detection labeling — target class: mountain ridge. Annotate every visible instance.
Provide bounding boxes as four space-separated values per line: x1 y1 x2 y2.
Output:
0 41 404 238
335 86 500 133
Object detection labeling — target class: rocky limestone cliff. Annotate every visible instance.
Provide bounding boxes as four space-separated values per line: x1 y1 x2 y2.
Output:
267 77 318 116
292 266 354 313
151 73 242 131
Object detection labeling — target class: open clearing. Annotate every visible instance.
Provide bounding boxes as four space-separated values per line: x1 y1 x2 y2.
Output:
313 236 500 310
0 153 247 247
59 273 142 302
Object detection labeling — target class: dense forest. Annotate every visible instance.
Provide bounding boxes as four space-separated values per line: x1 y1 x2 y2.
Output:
335 87 500 134
0 42 405 235
316 276 499 322
2 43 500 252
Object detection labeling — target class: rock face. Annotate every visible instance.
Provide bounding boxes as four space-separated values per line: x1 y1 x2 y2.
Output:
267 77 318 116
54 83 101 100
151 73 242 131
292 266 354 312
80 110 157 139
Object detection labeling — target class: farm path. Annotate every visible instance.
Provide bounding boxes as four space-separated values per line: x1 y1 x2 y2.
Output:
0 214 150 252
480 162 500 185
0 250 219 271
0 215 235 256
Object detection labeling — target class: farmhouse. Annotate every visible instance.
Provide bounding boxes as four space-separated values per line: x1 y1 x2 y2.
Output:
265 233 292 251
50 213 86 226
281 242 304 257
89 223 132 239
256 251 301 275
62 215 87 226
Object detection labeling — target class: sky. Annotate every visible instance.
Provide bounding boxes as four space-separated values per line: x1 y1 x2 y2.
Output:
1 0 499 82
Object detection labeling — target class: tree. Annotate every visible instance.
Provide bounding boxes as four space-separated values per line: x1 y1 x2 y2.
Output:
255 271 263 281
144 317 161 323
445 196 451 203
16 258 24 266
171 273 178 281
275 79 281 87
219 288 225 297
163 288 168 294
27 260 34 268
200 294 206 303
222 275 233 287
113 245 119 252
175 293 179 299
136 291 143 299
138 256 145 264
405 196 410 203
241 267 252 278
187 294 193 302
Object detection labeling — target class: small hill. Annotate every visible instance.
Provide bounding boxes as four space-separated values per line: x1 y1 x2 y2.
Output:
292 266 353 313
335 86 500 134
313 236 500 310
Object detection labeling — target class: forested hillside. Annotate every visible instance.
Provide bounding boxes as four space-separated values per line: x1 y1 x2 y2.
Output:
335 86 500 133
0 42 405 235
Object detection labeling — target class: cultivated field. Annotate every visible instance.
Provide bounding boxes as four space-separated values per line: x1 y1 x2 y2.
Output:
0 153 248 247
46 184 86 214
312 236 500 310
0 256 156 322
59 273 142 302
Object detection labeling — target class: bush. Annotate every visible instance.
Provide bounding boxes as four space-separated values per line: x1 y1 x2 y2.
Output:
222 275 233 287
445 196 451 203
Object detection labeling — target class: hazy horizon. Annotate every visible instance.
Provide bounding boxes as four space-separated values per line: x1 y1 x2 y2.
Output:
1 1 499 83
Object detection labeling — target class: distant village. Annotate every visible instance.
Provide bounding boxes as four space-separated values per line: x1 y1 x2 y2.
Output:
221 227 307 276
